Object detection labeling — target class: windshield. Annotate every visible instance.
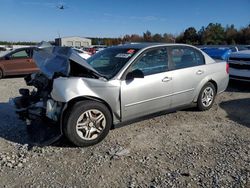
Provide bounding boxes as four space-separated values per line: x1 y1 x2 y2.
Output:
87 47 139 79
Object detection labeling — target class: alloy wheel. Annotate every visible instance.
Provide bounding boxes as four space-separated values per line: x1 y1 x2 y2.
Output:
201 86 214 107
75 109 106 140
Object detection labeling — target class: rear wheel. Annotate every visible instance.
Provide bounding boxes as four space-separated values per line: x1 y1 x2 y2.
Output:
63 100 112 147
197 82 216 111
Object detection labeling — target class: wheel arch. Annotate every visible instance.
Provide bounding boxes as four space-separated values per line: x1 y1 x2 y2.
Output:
60 96 115 133
193 78 218 102
208 79 218 93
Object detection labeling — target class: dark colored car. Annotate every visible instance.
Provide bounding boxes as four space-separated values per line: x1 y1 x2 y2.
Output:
201 47 232 60
0 47 38 78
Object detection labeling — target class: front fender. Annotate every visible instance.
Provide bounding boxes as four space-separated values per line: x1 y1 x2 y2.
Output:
51 77 121 124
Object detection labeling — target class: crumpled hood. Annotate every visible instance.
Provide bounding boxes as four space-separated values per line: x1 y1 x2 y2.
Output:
33 42 101 79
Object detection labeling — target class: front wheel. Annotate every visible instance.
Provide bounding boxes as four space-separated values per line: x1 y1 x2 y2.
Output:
63 100 112 147
197 82 216 111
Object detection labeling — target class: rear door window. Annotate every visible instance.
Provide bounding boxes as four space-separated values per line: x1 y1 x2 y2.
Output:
169 46 204 70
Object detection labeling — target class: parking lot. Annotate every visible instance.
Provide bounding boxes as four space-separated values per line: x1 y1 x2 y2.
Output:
0 77 249 187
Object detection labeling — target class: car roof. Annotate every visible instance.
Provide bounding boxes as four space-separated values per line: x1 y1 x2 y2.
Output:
2 47 34 56
112 43 194 50
13 47 34 51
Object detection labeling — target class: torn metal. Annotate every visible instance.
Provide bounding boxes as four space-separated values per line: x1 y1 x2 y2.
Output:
33 43 103 79
10 44 122 145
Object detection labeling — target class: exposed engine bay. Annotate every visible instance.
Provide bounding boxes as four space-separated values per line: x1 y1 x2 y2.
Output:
10 72 63 145
10 43 104 145
12 43 103 123
13 73 62 122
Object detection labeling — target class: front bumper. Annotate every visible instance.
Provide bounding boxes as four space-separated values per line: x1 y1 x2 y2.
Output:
9 90 64 146
10 88 63 122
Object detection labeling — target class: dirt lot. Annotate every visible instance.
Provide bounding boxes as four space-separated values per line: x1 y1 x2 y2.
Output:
0 77 249 187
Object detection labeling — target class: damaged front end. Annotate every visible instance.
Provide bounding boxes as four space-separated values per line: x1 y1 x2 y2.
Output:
10 42 103 145
11 72 63 124
10 72 64 146
12 42 102 124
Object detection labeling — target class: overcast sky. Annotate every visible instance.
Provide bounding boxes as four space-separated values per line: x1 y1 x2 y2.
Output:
0 0 249 41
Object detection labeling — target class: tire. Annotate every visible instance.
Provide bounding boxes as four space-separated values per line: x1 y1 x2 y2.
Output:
63 100 112 147
197 82 216 111
0 69 3 79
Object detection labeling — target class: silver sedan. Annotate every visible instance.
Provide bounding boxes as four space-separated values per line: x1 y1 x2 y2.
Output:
14 43 229 146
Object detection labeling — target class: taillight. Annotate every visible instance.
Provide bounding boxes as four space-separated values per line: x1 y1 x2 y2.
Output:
226 63 229 74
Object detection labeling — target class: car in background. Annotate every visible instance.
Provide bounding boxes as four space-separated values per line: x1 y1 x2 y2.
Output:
0 47 6 52
228 50 250 82
83 45 108 55
72 48 91 59
0 47 38 79
82 47 96 55
93 46 107 53
229 46 248 52
201 47 231 60
200 46 249 60
13 43 229 147
245 45 250 50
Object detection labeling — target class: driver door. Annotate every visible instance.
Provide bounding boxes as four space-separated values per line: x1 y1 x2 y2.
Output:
120 47 173 121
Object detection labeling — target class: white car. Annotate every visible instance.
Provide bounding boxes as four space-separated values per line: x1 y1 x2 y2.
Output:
72 48 91 59
228 50 250 82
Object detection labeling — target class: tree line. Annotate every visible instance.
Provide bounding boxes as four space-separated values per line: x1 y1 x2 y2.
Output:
1 23 249 46
176 23 250 45
0 41 37 46
91 23 250 46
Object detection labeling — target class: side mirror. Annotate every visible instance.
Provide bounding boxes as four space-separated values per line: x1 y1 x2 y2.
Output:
126 69 144 80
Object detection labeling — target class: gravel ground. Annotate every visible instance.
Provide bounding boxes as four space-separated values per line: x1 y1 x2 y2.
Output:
0 77 249 187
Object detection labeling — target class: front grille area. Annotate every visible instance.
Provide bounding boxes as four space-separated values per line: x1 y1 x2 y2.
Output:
229 57 250 61
230 75 250 81
229 63 250 70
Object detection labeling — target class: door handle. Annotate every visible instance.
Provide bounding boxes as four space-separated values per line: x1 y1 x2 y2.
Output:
162 77 172 82
196 70 204 75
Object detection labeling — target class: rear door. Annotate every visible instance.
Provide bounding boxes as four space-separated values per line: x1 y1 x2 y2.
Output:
120 47 173 121
167 46 206 107
2 48 37 75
